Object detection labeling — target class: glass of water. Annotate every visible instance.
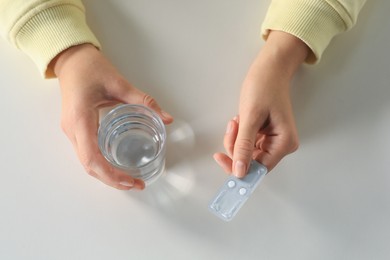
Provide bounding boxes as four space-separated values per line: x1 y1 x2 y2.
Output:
98 104 166 185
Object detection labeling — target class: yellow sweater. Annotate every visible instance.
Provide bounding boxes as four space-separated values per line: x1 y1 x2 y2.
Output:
262 0 367 63
0 0 101 78
0 0 366 77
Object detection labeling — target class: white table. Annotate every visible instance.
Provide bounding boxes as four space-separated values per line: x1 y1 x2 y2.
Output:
1 1 390 259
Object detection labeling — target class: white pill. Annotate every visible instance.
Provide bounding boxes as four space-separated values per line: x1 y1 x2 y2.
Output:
227 180 236 188
239 188 247 195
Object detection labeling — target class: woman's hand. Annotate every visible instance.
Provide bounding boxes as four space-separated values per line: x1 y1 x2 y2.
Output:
51 44 173 190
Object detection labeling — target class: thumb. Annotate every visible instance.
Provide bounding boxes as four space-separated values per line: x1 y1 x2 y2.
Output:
232 121 259 178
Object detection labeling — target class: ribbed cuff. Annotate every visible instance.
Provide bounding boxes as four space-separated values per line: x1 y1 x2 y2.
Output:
261 0 346 64
14 4 101 78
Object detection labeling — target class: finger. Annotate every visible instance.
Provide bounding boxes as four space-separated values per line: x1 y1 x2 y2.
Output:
223 118 239 157
232 116 265 178
253 131 299 172
111 82 174 124
141 93 174 124
73 111 145 190
213 153 233 174
253 146 285 172
253 151 279 173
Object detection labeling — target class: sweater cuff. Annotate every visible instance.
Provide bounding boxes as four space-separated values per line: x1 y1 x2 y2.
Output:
261 0 346 64
14 4 101 78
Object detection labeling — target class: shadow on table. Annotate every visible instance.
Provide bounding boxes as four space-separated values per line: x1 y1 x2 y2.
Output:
291 1 390 145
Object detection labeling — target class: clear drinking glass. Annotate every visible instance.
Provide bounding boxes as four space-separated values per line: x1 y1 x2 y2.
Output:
98 104 166 185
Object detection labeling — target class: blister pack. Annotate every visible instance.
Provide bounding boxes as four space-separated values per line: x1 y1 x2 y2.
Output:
209 161 267 221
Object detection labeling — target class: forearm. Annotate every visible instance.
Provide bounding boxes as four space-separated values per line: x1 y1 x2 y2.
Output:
50 43 98 79
246 30 309 87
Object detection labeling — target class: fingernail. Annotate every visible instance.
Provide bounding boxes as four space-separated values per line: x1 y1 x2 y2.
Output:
234 160 246 178
213 154 222 165
119 181 134 187
134 180 145 190
161 110 173 120
226 121 233 134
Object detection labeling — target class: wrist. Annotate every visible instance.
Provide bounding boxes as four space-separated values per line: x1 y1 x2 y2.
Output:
255 30 309 80
49 43 98 79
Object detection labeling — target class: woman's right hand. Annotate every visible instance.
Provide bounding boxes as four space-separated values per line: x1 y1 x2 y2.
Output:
214 31 309 177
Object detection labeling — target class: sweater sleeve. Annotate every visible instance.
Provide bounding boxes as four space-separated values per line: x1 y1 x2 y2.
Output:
261 0 367 64
0 0 101 78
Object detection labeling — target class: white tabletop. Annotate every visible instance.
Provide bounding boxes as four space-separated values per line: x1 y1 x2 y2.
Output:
1 1 390 259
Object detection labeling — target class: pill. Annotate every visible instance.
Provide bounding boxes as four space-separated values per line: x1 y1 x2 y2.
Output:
239 188 247 195
227 180 236 188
